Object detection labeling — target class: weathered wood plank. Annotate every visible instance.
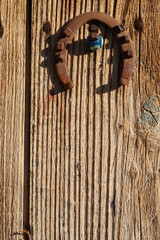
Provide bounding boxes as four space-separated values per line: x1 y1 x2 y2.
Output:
0 0 26 239
112 0 160 239
30 0 160 239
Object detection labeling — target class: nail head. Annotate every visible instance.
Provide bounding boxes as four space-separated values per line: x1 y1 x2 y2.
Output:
134 19 143 30
89 24 98 33
43 21 51 33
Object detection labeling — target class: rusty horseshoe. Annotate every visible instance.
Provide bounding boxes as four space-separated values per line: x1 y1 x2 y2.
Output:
54 12 136 90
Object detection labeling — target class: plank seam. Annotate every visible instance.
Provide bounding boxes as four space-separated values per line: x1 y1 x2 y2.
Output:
23 0 31 238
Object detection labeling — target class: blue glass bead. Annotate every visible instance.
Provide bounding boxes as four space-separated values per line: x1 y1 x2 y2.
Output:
87 35 103 51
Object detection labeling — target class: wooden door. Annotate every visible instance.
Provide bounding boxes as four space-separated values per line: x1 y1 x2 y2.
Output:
0 0 160 239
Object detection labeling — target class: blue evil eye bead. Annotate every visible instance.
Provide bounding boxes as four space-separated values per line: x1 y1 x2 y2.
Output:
87 35 103 51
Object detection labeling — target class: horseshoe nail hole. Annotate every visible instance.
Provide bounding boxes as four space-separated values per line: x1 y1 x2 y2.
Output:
99 63 103 69
118 124 124 129
43 21 51 34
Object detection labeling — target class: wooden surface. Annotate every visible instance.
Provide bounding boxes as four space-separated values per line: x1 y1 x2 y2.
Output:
0 0 26 239
0 0 160 239
30 0 160 239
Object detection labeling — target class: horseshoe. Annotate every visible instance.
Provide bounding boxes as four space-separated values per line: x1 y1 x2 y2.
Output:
54 12 136 90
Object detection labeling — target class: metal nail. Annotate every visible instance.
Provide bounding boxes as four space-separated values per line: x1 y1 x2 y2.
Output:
134 19 143 31
43 21 51 33
89 24 98 33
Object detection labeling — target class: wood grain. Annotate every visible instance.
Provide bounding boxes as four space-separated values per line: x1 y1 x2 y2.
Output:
0 0 26 239
30 0 160 239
